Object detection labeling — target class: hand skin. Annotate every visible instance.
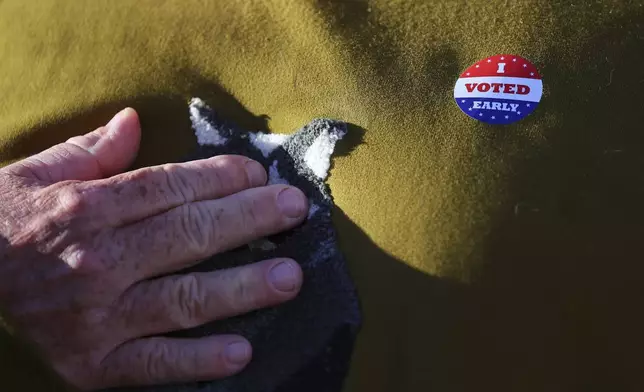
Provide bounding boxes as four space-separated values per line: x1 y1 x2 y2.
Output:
0 108 308 390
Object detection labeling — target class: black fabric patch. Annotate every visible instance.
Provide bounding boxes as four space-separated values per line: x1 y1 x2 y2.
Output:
112 99 361 392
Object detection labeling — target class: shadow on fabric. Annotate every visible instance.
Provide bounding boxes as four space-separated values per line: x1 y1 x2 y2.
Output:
332 207 471 392
0 74 435 392
0 70 473 392
7 12 644 389
457 6 644 392
0 70 272 171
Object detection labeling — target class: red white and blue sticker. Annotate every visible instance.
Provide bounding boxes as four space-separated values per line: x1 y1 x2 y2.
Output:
454 54 542 125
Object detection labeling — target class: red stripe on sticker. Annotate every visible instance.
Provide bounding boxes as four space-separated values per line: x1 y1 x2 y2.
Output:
459 54 541 79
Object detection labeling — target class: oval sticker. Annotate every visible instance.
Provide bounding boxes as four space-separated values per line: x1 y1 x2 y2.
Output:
454 54 543 125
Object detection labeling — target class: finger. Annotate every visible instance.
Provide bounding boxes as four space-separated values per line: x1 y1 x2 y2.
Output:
106 184 307 280
117 258 302 338
100 335 251 388
4 108 141 183
74 154 267 227
66 127 106 149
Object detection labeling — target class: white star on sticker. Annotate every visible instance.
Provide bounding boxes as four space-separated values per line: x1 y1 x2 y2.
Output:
530 72 534 76
500 57 505 60
523 64 528 68
491 116 496 119
479 113 483 117
466 72 470 76
505 115 509 119
512 58 517 62
487 59 492 63
468 107 472 111
461 100 466 103
527 103 531 107
517 111 522 115
475 65 480 68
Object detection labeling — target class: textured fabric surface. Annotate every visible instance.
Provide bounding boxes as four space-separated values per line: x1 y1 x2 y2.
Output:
110 98 360 392
1 1 644 391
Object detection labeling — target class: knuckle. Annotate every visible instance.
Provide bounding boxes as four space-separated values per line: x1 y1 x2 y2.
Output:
236 197 262 237
143 340 172 382
162 165 197 203
226 269 259 311
209 159 228 190
80 308 111 330
212 156 249 189
55 185 88 219
176 204 213 255
173 275 207 327
65 245 106 273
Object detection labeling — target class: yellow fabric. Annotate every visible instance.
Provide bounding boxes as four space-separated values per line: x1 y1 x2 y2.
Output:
1 0 644 390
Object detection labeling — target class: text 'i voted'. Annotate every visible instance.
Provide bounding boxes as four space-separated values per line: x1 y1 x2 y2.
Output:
454 54 543 125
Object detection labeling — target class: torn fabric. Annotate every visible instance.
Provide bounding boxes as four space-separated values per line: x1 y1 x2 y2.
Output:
115 98 361 392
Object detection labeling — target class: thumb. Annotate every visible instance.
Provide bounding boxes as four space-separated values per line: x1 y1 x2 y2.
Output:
5 108 141 183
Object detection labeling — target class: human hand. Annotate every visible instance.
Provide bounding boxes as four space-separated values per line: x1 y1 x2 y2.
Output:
0 108 308 390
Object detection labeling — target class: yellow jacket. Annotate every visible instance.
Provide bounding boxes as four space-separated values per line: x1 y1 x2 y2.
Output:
1 1 643 390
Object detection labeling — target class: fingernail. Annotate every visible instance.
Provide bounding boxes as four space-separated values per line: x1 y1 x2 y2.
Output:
225 341 251 365
277 187 307 218
245 160 266 187
269 261 298 292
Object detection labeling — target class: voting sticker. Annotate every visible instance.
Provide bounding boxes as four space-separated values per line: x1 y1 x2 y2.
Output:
454 54 543 125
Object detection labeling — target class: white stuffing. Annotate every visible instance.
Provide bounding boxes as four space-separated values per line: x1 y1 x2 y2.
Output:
189 98 228 146
248 239 277 251
249 132 290 158
303 130 341 179
268 160 289 185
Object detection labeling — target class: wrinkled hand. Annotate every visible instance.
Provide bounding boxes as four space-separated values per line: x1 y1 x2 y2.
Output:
0 108 308 390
